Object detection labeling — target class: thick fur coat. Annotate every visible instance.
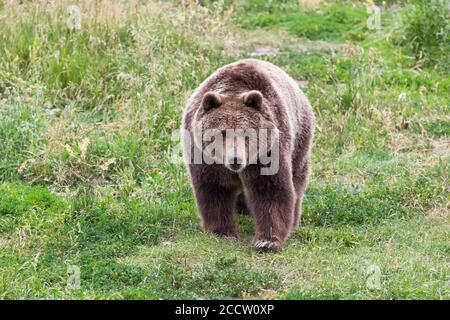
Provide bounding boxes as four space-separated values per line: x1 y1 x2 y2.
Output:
182 59 314 251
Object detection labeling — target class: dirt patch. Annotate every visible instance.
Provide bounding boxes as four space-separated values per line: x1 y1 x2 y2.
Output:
293 40 346 52
389 132 416 154
426 205 449 220
431 138 450 158
233 29 351 58
250 44 280 57
298 0 321 10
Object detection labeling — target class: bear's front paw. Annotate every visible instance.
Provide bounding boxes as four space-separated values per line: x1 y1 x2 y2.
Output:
252 238 282 252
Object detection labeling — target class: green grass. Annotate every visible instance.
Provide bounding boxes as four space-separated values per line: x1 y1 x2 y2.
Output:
0 0 448 299
234 0 369 41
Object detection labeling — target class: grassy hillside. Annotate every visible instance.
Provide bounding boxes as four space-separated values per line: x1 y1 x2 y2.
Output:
0 0 448 299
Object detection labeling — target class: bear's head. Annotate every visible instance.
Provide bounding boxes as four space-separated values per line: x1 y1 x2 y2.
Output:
193 90 278 173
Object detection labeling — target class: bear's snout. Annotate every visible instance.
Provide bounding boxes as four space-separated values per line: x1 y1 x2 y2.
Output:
227 156 243 172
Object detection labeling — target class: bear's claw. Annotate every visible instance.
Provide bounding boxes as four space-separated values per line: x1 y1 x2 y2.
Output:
252 239 282 252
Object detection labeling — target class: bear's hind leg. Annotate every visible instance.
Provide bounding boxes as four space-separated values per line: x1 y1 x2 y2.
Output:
193 183 239 238
292 161 309 229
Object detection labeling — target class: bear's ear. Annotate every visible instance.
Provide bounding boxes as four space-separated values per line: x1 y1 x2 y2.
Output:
243 90 263 109
202 92 222 111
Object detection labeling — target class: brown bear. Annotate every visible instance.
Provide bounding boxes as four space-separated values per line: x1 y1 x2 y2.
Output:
182 59 314 251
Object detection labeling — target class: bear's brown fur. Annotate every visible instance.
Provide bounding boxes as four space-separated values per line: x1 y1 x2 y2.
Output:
182 59 314 251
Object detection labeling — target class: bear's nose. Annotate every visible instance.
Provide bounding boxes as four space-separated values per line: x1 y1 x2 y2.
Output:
228 156 242 171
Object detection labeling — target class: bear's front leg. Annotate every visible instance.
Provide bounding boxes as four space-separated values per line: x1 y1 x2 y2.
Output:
193 183 238 238
242 166 295 252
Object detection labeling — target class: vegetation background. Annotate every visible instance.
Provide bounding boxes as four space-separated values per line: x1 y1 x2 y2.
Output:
0 0 448 299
